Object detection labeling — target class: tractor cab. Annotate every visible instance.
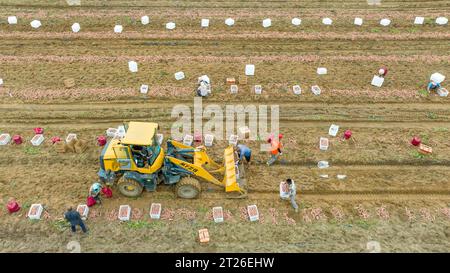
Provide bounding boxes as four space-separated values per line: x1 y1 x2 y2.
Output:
98 122 165 194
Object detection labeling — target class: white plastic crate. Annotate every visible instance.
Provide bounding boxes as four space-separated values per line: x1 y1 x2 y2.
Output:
114 25 123 33
156 133 164 145
317 67 327 75
328 124 339 137
319 137 329 151
322 18 333 25
238 126 250 139
228 134 238 146
106 128 117 138
8 16 18 25
150 203 162 219
414 17 424 25
0 78 3 85
245 64 255 76
437 88 449 97
230 85 238 94
254 85 262 95
212 207 224 223
141 15 150 25
371 75 384 87
262 18 272 28
116 125 126 139
225 18 235 26
118 205 131 221
337 174 347 180
71 23 80 33
140 84 149 94
247 205 259 222
174 71 185 80
291 18 301 26
31 134 45 146
76 204 89 220
183 134 193 146
28 204 43 220
380 18 391 26
293 85 302 95
279 182 290 199
354 18 363 26
204 134 214 147
166 22 176 30
30 20 41 29
65 133 77 143
311 85 321 96
128 61 138 73
0 133 11 145
318 161 330 169
436 17 448 25
201 19 209 27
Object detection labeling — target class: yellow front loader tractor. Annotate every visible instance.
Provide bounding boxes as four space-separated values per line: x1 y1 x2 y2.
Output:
97 122 247 199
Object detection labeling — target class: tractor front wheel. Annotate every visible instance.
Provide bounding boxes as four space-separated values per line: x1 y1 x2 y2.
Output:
175 177 201 199
117 177 144 198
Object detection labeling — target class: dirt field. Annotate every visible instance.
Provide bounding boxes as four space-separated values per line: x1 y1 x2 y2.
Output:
0 1 449 253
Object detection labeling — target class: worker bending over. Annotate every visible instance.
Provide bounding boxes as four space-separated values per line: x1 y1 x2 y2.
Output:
89 182 103 204
267 134 283 166
236 144 252 164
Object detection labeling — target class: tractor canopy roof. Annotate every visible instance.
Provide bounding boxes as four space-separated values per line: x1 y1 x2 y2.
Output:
121 122 159 146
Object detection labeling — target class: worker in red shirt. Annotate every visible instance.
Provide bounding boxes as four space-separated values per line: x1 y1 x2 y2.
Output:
266 134 283 166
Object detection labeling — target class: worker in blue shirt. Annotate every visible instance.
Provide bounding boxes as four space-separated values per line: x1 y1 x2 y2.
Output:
236 144 252 164
427 81 441 93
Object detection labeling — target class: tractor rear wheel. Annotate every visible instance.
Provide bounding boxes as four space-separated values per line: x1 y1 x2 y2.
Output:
175 177 201 199
117 177 143 197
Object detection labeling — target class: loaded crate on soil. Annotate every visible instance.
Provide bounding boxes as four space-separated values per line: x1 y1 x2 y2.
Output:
212 207 224 223
226 78 236 84
141 15 150 25
279 181 289 199
204 134 214 147
8 16 17 25
230 85 238 94
354 18 363 26
329 124 339 137
77 204 89 220
183 134 193 146
311 85 321 96
66 133 77 143
319 137 329 151
118 205 131 221
140 84 149 94
228 134 238 146
106 128 118 138
27 204 43 220
254 85 262 95
418 144 432 154
31 134 44 146
437 88 448 97
114 25 123 33
150 203 162 219
201 19 209 28
293 85 301 95
0 133 11 145
247 205 259 222
198 228 210 243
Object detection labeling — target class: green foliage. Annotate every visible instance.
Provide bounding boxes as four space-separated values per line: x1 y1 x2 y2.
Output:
51 219 70 232
126 220 165 229
23 146 40 155
370 28 380 33
411 150 425 159
418 89 429 97
426 112 438 119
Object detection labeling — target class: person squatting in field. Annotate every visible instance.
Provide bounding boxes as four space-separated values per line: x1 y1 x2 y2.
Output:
64 207 87 233
236 144 252 165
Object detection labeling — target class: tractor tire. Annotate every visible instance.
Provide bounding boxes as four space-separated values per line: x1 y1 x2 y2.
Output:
175 177 201 199
117 177 143 198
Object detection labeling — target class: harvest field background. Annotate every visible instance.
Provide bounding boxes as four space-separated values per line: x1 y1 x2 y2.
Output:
0 0 450 252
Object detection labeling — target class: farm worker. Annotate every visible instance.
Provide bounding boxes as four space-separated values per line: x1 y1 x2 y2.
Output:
89 182 103 204
427 81 441 93
286 178 299 212
64 207 87 233
236 144 252 164
378 66 388 78
266 134 283 166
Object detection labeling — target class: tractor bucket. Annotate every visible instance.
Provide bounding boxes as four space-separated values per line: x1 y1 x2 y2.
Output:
223 146 247 198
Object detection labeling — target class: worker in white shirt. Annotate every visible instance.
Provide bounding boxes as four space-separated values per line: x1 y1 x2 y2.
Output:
286 178 298 212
